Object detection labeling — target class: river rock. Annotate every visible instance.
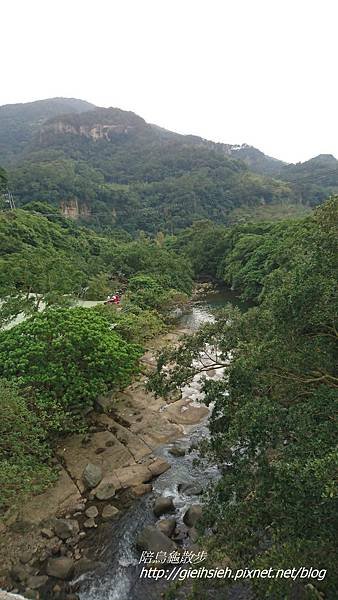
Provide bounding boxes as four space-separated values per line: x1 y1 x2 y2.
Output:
178 482 203 496
54 518 79 540
169 446 186 457
153 496 175 517
85 505 99 518
73 558 100 578
101 504 119 520
137 526 177 554
26 575 49 590
10 563 28 583
82 463 102 490
94 483 115 500
20 550 33 564
156 518 176 537
172 524 189 543
188 527 199 542
183 505 203 527
46 557 74 580
132 483 152 497
148 458 171 478
41 527 54 539
83 518 97 529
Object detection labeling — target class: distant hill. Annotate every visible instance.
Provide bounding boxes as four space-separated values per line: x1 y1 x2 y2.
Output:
222 145 338 203
0 98 95 163
222 143 286 176
0 98 335 231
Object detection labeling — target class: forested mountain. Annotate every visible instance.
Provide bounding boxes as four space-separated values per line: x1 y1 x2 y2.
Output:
226 146 338 203
0 97 95 163
0 98 336 232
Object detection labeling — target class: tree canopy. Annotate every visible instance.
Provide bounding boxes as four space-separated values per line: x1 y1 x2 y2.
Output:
150 197 338 599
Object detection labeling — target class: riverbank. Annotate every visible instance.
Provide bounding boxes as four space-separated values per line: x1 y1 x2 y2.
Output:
0 318 210 600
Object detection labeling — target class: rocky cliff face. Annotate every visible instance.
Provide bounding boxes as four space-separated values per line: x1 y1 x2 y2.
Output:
60 198 91 219
40 107 150 143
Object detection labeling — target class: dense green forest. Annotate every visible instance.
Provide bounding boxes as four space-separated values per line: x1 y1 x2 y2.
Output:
0 203 193 510
1 98 337 234
150 197 338 599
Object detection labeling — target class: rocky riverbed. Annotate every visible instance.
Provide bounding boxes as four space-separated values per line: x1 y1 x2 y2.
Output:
0 320 212 600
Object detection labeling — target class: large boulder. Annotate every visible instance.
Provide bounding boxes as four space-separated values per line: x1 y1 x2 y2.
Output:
73 558 102 578
53 518 79 540
132 483 152 497
183 505 203 527
178 482 203 496
46 557 74 580
82 463 102 490
136 526 177 554
26 575 49 590
153 496 175 517
156 518 176 538
169 446 186 457
148 458 171 478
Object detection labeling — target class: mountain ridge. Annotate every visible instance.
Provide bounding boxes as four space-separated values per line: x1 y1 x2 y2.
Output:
1 98 337 231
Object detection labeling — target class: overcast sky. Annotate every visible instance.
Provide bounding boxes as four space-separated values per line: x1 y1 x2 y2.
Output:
1 0 337 163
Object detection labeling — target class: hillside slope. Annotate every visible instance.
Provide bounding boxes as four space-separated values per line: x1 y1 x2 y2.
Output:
0 98 95 164
0 98 335 231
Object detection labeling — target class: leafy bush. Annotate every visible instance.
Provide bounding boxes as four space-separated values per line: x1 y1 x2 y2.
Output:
96 303 166 342
0 379 55 513
0 308 142 433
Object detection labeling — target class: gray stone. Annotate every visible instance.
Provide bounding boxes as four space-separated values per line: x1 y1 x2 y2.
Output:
169 446 186 457
20 550 33 564
26 575 49 589
101 504 119 520
183 505 203 527
95 483 115 500
136 526 177 555
156 518 176 538
82 463 102 490
73 558 101 578
173 524 189 543
178 482 203 496
41 527 54 539
153 496 175 517
83 518 97 529
188 527 199 542
85 505 99 518
10 563 28 582
54 518 79 540
46 557 74 580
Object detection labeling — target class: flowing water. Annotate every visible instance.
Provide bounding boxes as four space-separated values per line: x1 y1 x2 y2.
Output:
78 290 246 600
